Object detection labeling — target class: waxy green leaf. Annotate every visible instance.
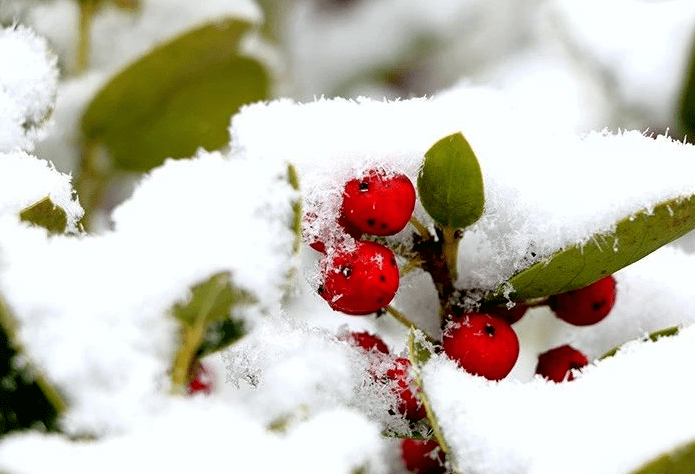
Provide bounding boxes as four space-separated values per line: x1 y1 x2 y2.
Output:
417 132 484 230
19 196 69 235
82 18 268 172
630 439 695 474
486 195 695 303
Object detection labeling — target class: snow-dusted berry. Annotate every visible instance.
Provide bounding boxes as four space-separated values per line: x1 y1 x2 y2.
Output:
343 330 390 354
535 344 588 382
549 275 617 326
317 240 400 315
187 362 213 395
387 357 427 422
304 212 362 253
442 313 519 381
401 438 447 474
340 169 416 236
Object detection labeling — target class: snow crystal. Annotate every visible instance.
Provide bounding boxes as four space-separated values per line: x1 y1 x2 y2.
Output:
422 324 695 474
0 24 58 152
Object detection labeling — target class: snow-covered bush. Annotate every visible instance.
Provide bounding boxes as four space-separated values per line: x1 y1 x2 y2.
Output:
3 1 695 473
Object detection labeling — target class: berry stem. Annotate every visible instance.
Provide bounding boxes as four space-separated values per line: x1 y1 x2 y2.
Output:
409 217 430 238
385 305 438 344
441 227 461 285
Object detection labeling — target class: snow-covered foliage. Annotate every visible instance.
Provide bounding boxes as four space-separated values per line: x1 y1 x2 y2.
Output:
3 1 695 474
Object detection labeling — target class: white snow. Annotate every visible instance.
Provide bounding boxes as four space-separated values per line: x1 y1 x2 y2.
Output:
0 25 58 152
422 324 695 474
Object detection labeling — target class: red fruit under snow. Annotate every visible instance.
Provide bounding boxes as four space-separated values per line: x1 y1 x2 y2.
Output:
387 357 427 422
535 344 588 382
317 240 400 315
305 213 362 254
400 438 447 474
442 313 519 381
187 362 213 395
549 275 617 326
340 170 416 236
344 331 390 354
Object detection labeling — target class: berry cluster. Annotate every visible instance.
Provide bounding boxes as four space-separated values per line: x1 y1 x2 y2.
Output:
310 169 416 315
442 275 617 383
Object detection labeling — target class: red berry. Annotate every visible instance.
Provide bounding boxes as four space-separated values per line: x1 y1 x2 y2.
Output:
549 275 617 326
343 331 390 354
341 170 416 236
317 240 400 315
535 344 588 382
304 213 362 254
400 438 447 474
442 313 519 381
386 357 427 422
187 362 213 395
483 303 528 325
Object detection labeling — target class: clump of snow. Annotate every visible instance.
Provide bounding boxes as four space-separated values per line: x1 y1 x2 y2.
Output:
0 399 387 474
0 24 58 152
230 89 695 294
0 150 297 435
0 150 83 230
422 324 695 474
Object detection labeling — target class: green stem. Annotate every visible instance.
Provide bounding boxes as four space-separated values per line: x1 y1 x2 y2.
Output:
77 1 98 74
385 305 437 344
409 217 430 238
74 142 109 230
441 227 461 285
171 316 207 394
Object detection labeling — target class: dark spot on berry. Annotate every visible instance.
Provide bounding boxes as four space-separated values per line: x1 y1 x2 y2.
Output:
380 223 387 230
359 181 369 191
380 275 386 282
317 285 325 294
376 297 383 303
569 361 584 370
341 266 352 277
484 324 496 336
592 300 606 311
367 218 375 227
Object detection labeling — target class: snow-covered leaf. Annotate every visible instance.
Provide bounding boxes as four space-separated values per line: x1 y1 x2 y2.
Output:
630 440 695 474
81 18 268 171
599 326 680 360
486 195 695 302
196 318 245 358
417 132 484 230
19 196 69 235
172 271 253 328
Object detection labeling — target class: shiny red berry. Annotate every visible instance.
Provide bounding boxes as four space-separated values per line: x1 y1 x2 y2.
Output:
187 362 213 395
387 357 427 422
317 240 400 315
400 438 447 474
343 331 390 354
549 275 617 326
341 170 416 236
442 313 519 381
535 344 588 382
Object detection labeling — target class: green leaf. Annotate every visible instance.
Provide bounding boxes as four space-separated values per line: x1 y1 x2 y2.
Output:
679 35 695 137
172 271 254 328
630 439 695 474
486 195 695 303
600 326 680 360
19 196 68 235
417 132 484 229
81 18 268 172
196 318 245 358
